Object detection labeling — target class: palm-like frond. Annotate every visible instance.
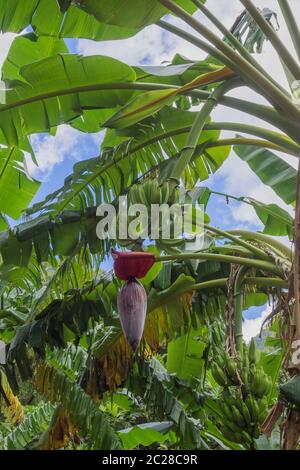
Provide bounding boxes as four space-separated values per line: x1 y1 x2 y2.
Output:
27 108 229 217
1 402 54 450
36 362 121 450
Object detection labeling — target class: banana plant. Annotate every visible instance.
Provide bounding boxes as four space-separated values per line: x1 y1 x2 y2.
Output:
0 0 299 450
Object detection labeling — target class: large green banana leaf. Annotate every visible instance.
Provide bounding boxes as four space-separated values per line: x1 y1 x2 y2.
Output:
26 108 229 217
0 0 136 39
0 54 135 147
248 198 293 239
166 327 206 380
118 421 172 450
2 33 68 82
75 0 197 29
0 147 40 219
0 0 199 37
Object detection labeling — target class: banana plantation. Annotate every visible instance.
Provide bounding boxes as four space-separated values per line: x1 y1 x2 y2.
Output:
0 0 300 452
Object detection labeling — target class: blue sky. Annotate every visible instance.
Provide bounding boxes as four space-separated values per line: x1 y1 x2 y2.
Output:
1 0 298 339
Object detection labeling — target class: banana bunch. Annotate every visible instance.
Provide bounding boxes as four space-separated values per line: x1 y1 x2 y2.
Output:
211 349 240 387
248 364 272 398
129 179 181 209
211 322 225 349
220 390 268 445
211 339 271 446
127 179 183 249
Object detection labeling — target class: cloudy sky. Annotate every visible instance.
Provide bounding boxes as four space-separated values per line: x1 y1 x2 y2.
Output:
0 0 298 339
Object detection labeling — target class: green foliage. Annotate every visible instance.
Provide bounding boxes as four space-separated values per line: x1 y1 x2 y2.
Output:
0 147 40 220
166 327 206 380
0 0 199 37
234 142 297 205
36 363 121 449
118 421 173 450
0 0 296 451
130 358 207 449
280 375 300 408
2 33 68 82
0 402 54 450
0 54 135 149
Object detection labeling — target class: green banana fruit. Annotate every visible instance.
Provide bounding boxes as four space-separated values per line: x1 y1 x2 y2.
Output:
241 430 253 445
240 402 252 426
129 184 140 205
137 184 149 208
248 338 260 365
221 402 234 422
160 182 170 204
224 354 240 385
252 425 261 439
211 363 227 387
232 405 246 427
257 397 268 423
245 395 258 423
240 366 250 390
149 180 159 204
226 419 242 434
250 369 272 398
221 427 239 443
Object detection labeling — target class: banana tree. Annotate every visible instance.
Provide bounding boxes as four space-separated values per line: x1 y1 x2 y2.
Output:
0 0 299 450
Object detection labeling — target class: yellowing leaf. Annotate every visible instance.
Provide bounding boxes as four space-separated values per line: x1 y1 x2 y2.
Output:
104 66 235 130
104 89 178 129
0 370 24 425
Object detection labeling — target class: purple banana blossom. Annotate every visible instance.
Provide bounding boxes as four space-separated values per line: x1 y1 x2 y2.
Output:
117 278 147 351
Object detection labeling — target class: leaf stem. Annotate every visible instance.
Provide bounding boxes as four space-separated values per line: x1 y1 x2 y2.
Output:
2 79 299 143
170 79 238 180
158 277 288 301
204 137 297 157
192 0 288 96
204 224 271 260
156 19 244 72
205 122 300 155
228 229 293 260
155 252 281 275
278 0 300 62
158 0 300 120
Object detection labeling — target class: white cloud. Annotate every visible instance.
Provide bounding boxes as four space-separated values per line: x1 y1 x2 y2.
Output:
243 304 272 343
78 24 177 65
27 126 101 180
0 33 16 70
77 1 241 65
212 150 295 229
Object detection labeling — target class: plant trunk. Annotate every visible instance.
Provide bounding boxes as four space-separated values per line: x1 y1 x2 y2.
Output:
281 159 300 450
293 158 300 347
